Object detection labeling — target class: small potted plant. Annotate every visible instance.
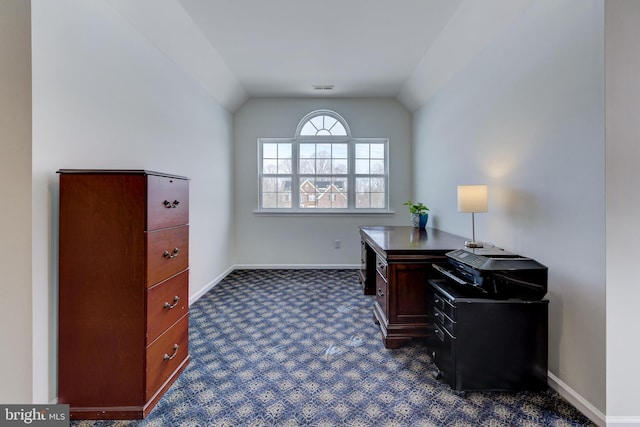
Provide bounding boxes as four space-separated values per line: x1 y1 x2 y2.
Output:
403 200 429 228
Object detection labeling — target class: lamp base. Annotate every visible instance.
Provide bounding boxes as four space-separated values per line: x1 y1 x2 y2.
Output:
465 241 484 248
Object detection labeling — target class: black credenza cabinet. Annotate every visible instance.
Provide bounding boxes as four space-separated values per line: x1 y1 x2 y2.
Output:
427 279 548 393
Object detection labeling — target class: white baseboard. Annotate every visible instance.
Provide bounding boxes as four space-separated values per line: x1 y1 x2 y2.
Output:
189 265 235 305
547 371 606 426
233 264 360 270
604 417 640 426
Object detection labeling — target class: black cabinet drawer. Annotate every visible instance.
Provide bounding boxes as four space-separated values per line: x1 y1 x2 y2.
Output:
433 291 455 320
432 321 455 387
433 306 455 336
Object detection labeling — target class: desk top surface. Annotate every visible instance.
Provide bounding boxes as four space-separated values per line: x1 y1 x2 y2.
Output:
360 226 467 254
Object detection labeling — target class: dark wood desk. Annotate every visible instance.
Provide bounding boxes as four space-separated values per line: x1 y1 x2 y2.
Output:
359 226 467 349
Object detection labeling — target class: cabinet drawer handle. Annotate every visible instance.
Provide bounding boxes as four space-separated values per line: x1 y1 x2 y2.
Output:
163 344 179 360
377 288 384 297
163 248 180 259
163 296 180 309
163 199 180 208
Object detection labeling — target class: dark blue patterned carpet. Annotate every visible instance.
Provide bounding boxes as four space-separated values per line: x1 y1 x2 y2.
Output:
73 269 594 426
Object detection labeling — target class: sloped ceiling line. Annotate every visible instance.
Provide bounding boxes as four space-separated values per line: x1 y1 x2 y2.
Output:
107 0 533 113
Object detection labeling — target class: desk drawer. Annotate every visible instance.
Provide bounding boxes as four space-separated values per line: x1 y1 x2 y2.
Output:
375 272 389 318
376 255 388 281
145 314 189 401
146 225 189 286
147 175 189 230
146 271 189 345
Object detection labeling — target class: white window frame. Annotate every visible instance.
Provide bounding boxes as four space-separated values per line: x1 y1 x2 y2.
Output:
257 110 390 214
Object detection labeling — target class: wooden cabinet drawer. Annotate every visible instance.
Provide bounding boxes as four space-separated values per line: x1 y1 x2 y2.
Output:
376 272 388 318
145 314 189 401
146 271 189 345
376 255 387 281
146 225 189 286
147 175 189 231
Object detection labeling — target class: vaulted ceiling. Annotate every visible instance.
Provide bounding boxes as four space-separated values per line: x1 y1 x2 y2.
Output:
106 0 533 112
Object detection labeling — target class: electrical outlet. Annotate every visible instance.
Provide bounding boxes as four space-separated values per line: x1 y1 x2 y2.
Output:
334 240 341 249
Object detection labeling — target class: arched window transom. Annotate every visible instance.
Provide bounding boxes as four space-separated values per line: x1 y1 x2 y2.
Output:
296 110 350 137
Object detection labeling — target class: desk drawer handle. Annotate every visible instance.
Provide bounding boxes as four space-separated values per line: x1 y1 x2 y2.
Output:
163 199 180 208
163 248 180 259
164 296 180 309
163 344 179 360
377 288 384 297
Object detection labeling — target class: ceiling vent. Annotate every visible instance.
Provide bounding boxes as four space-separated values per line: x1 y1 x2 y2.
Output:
313 84 335 91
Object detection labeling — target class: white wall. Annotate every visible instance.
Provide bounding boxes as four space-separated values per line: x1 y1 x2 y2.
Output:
412 0 606 420
0 1 32 403
233 98 412 267
30 0 234 402
605 1 640 423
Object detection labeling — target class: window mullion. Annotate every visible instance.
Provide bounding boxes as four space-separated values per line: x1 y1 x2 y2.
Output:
258 141 263 209
291 141 300 210
348 140 355 210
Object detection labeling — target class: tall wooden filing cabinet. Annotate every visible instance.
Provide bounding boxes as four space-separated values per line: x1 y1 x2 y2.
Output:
57 170 190 420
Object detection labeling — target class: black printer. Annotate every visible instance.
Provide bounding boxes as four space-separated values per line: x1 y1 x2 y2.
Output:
432 248 548 300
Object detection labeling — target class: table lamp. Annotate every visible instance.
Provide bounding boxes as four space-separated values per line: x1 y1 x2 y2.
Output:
457 185 488 248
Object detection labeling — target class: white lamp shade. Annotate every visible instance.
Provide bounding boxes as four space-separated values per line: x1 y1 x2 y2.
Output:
457 185 488 213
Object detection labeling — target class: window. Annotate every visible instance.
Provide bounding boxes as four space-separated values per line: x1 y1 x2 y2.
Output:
259 110 389 213
299 113 348 136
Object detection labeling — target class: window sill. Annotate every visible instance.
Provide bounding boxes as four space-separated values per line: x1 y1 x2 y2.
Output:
253 209 395 217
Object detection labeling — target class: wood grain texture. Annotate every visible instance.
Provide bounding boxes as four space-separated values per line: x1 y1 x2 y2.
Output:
57 170 189 420
360 226 467 349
